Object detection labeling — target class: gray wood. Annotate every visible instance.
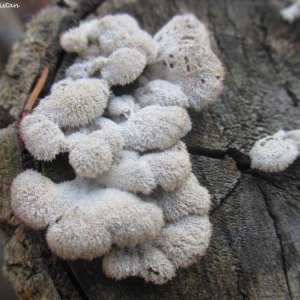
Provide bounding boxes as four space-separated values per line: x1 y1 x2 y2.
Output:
0 0 299 299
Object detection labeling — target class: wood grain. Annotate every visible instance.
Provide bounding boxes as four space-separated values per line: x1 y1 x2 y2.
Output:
0 0 299 299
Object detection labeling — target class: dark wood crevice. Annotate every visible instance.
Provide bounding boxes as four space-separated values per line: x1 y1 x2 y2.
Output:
257 184 292 299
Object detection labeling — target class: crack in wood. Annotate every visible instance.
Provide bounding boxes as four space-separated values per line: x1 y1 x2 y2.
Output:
257 184 293 299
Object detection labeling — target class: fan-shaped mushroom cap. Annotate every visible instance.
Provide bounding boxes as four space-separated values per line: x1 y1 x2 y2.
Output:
10 170 81 229
46 188 164 260
35 78 110 127
134 79 189 108
154 215 212 268
155 174 211 221
122 105 191 152
98 14 157 63
147 45 225 111
65 57 107 79
102 215 212 284
142 141 192 192
97 150 156 194
107 95 137 119
250 133 299 172
154 14 211 58
103 244 176 285
102 48 147 86
69 122 124 178
20 113 66 161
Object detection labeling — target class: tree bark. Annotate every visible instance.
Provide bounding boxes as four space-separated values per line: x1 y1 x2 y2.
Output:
0 0 299 299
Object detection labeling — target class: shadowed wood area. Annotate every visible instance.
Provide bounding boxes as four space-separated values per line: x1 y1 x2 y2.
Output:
0 0 299 299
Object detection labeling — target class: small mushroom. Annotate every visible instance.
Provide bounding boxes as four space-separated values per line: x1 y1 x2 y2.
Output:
249 132 299 172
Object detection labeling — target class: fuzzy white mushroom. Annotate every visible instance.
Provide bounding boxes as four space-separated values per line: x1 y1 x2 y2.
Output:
102 244 176 285
154 215 212 268
284 129 300 150
147 44 225 111
46 188 164 260
60 19 100 54
121 105 191 151
97 150 156 194
10 170 85 229
97 141 191 194
11 14 219 285
249 131 299 172
281 0 300 23
102 174 212 284
97 14 157 63
107 95 137 119
50 78 74 93
134 79 189 108
20 113 67 161
141 141 192 192
103 215 212 284
154 14 211 58
65 57 107 79
154 173 211 222
35 78 110 127
69 118 124 178
102 48 147 86
12 169 164 260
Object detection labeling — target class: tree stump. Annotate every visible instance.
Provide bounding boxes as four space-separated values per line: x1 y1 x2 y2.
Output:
0 0 299 299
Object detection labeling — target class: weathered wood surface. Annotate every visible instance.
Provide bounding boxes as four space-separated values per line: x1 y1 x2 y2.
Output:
0 0 299 299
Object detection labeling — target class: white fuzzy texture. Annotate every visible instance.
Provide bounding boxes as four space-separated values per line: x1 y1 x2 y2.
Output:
284 129 300 150
11 170 79 229
97 150 156 194
103 215 212 284
122 105 191 151
154 216 212 268
11 14 220 285
135 79 189 108
97 141 191 194
102 174 212 284
60 19 100 54
46 188 164 260
60 27 88 54
20 113 66 161
50 78 74 92
11 169 164 260
65 57 107 79
102 244 176 285
281 0 300 23
107 95 137 119
155 173 211 221
69 120 124 178
142 141 192 192
35 78 110 127
147 44 225 111
250 132 299 172
154 14 211 59
102 48 147 86
65 128 90 151
146 14 224 111
97 14 157 63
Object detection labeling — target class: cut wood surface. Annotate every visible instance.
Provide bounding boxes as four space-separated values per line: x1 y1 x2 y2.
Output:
0 0 299 299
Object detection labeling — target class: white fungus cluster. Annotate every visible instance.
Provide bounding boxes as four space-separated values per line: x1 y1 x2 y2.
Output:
11 14 225 284
249 130 300 172
281 0 300 23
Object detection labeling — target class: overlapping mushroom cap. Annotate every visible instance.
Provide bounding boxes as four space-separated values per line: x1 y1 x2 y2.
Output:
11 13 225 284
250 130 300 172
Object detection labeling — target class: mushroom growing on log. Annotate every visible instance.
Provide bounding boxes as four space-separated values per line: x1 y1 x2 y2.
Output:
0 0 299 299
